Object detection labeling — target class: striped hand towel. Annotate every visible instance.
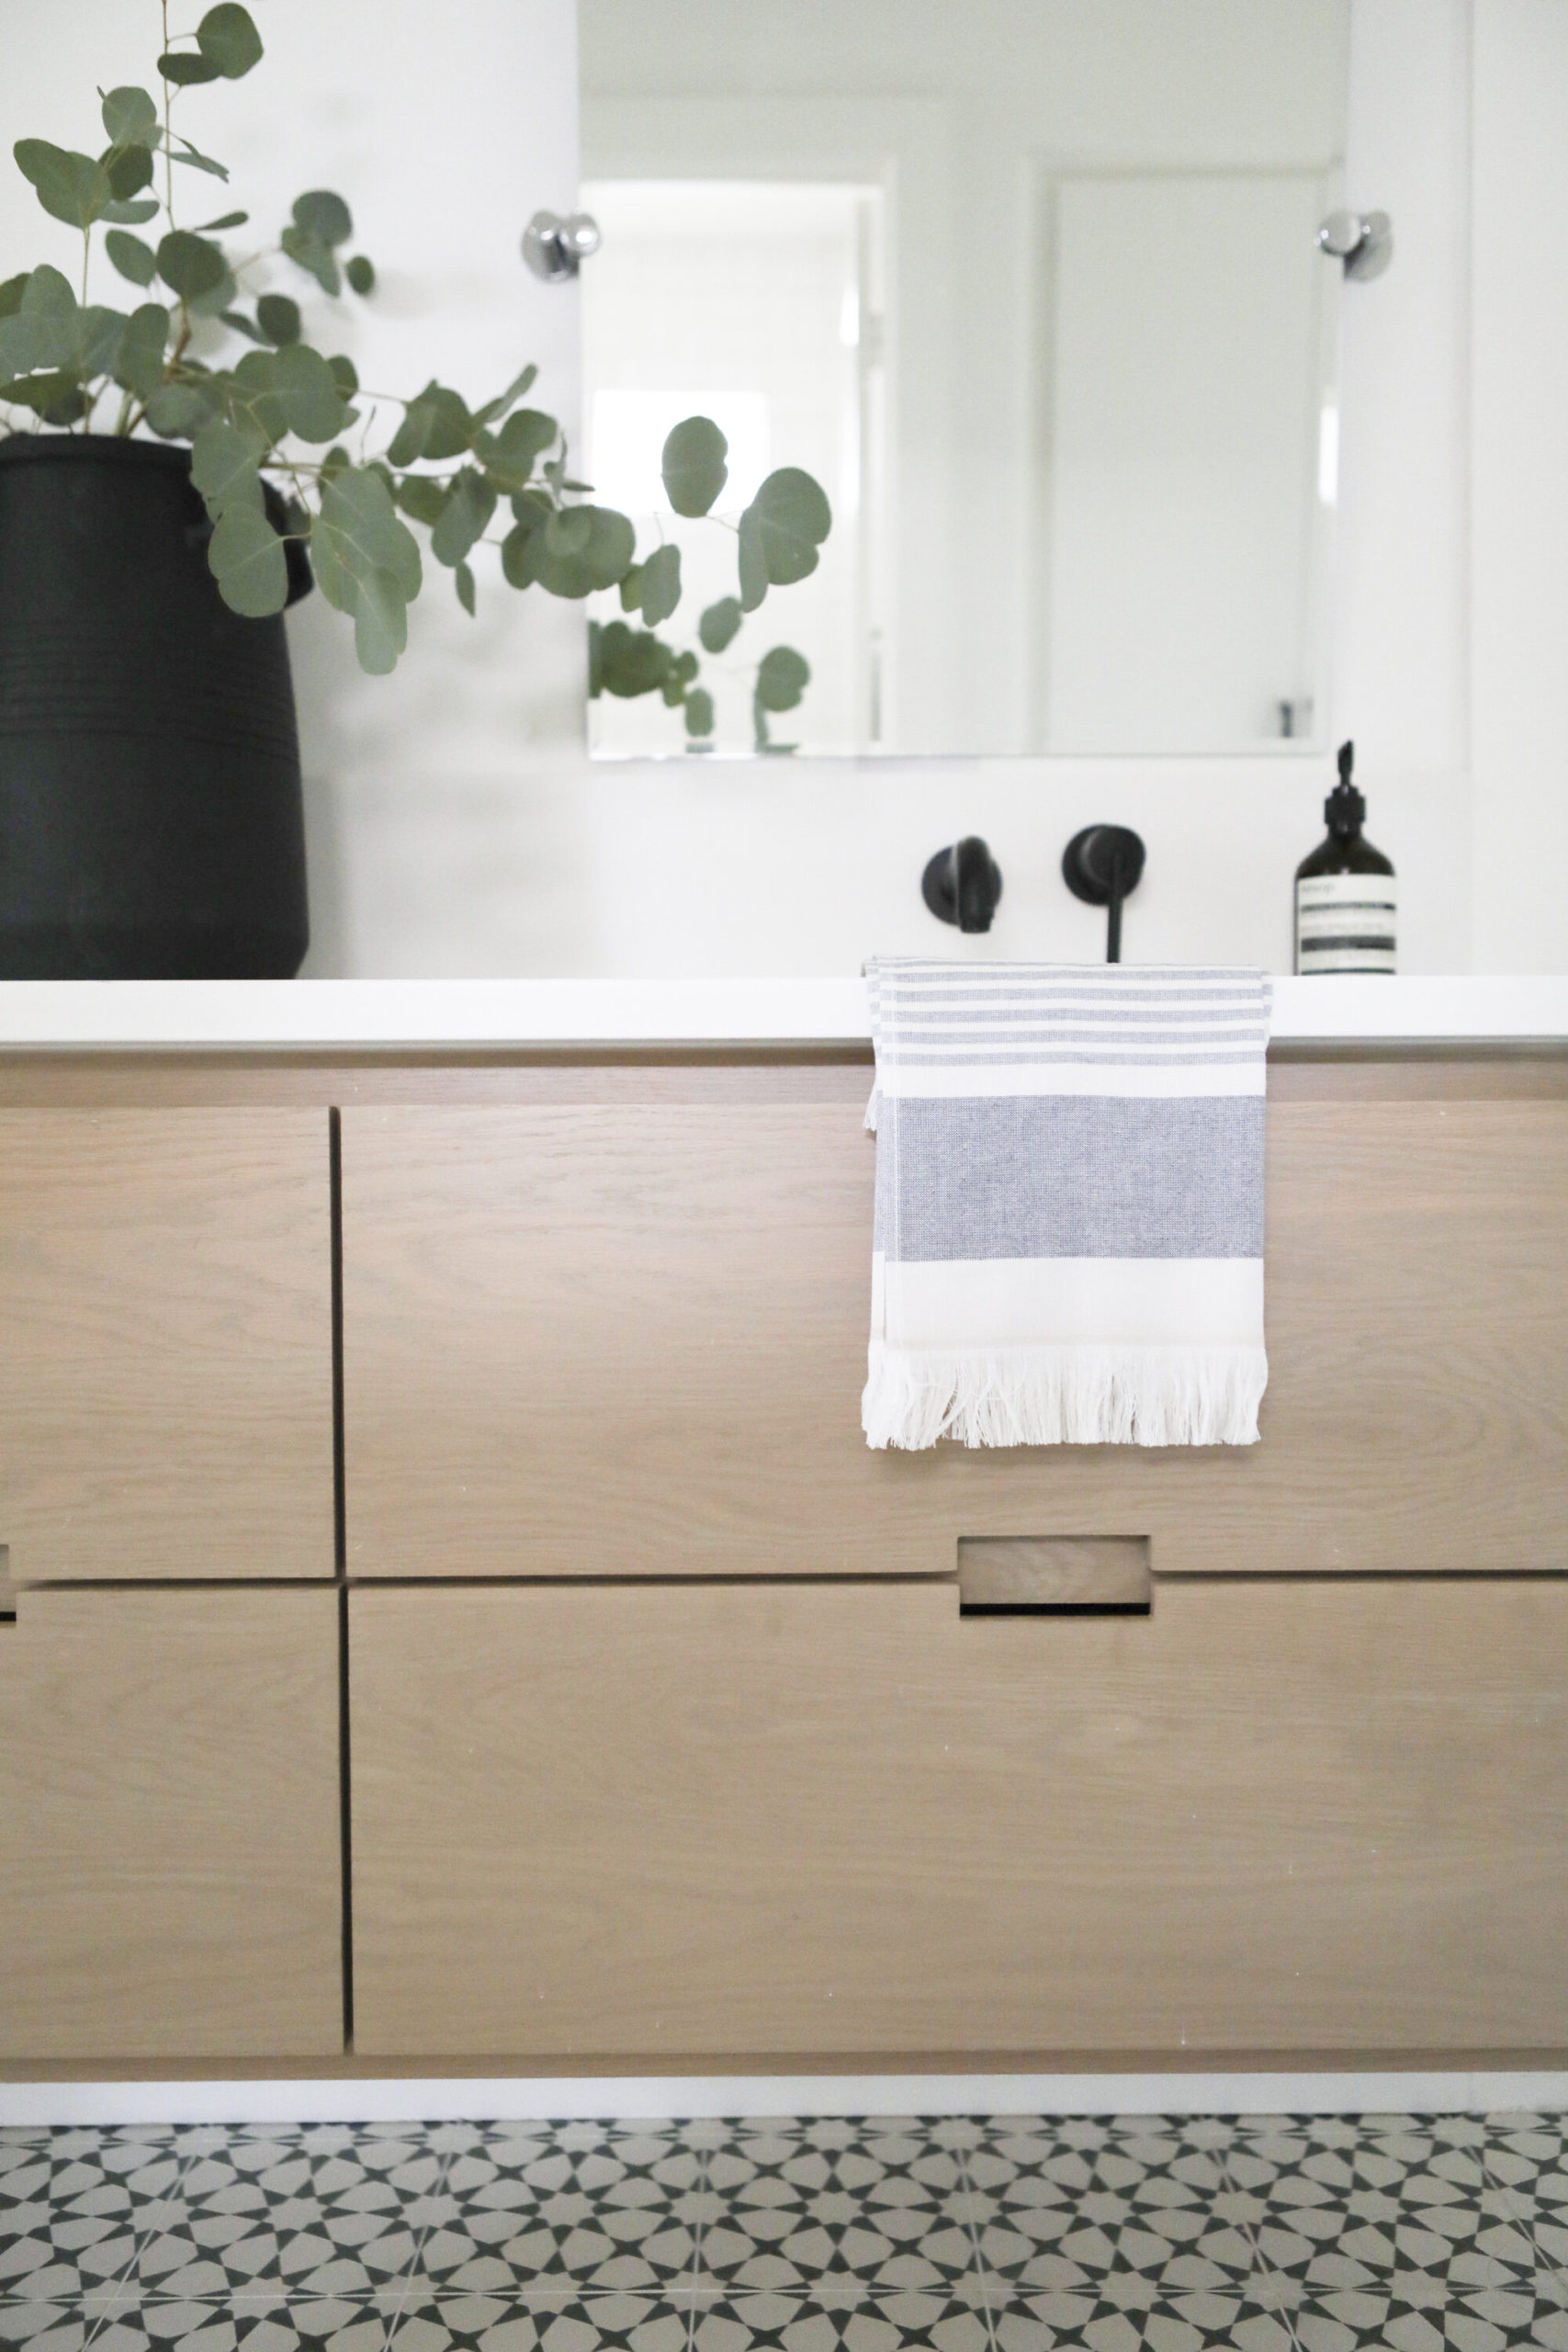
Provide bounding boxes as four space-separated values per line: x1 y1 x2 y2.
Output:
863 959 1272 1449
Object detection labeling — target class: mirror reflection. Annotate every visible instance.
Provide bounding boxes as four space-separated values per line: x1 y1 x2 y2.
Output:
580 0 1349 761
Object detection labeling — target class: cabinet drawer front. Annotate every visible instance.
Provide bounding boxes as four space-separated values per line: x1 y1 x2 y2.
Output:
349 1577 1568 2062
0 1109 334 1579
0 1588 343 2059
341 1097 1568 1578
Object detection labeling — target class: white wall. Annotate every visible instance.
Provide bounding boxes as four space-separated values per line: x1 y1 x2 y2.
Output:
2 1 1562 976
1471 0 1568 972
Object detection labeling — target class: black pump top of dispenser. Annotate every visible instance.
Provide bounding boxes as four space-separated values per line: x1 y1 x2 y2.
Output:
1325 739 1366 837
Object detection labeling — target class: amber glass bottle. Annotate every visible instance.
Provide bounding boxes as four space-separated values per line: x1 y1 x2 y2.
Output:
1293 741 1396 974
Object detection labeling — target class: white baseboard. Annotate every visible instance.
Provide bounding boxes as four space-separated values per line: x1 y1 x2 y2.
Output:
4 2072 1567 2128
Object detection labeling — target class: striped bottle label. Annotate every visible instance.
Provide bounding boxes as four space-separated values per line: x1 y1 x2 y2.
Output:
1294 872 1397 974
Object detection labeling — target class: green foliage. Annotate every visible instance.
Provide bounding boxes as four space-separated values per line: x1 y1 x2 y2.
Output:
0 9 828 704
660 415 728 517
699 596 742 654
105 230 156 286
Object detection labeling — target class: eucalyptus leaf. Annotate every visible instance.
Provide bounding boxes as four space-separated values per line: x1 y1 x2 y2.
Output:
387 379 472 466
208 503 289 616
292 189 353 247
618 563 643 614
0 274 28 320
545 506 592 558
219 308 265 343
0 311 57 379
23 266 76 318
636 541 681 627
311 464 423 673
501 520 542 589
472 406 556 492
683 687 715 739
344 254 375 296
267 342 352 441
14 140 112 230
660 647 699 706
157 230 229 302
660 414 728 517
531 505 636 598
455 559 476 616
197 3 265 78
430 468 497 567
327 353 358 398
186 266 239 321
101 85 159 145
158 51 222 85
104 143 154 200
143 378 220 436
699 595 742 654
471 363 537 428
191 416 266 520
596 619 671 698
197 210 250 232
394 475 450 528
166 134 230 180
100 196 162 224
105 230 157 287
113 302 170 399
754 643 810 712
737 505 767 613
71 305 129 378
255 292 300 346
741 467 832 586
280 224 339 296
4 371 88 424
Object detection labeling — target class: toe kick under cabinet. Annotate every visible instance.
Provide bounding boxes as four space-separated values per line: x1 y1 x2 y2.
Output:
2 1050 1567 2074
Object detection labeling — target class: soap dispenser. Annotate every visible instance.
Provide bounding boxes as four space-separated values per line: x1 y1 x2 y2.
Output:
1294 741 1396 974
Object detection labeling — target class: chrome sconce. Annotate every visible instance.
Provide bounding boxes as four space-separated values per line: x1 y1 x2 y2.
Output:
1317 209 1393 281
522 209 601 283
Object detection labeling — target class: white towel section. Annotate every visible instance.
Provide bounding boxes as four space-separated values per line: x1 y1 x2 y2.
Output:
863 960 1273 1449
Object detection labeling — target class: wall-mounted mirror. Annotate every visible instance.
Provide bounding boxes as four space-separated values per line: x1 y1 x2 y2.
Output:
580 0 1350 762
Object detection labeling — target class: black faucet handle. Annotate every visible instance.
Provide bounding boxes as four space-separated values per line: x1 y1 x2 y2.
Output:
922 835 1003 933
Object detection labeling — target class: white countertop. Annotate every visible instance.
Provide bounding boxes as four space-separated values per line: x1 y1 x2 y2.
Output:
0 975 1564 1049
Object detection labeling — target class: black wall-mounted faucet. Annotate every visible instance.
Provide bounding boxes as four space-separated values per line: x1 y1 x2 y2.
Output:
1063 825 1145 962
922 836 1003 933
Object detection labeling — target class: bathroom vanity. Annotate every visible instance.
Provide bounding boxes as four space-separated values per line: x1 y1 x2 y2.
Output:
1 976 1566 2077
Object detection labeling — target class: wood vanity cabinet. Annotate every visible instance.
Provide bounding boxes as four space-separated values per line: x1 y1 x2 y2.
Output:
0 1109 334 1580
341 1089 1568 1579
0 1587 343 2059
349 1575 1568 2063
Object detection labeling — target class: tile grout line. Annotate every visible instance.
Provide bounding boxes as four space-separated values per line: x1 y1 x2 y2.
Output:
1214 2116 1307 2352
376 2131 458 2352
81 2129 197 2350
950 2116 1000 2352
1479 2110 1568 2312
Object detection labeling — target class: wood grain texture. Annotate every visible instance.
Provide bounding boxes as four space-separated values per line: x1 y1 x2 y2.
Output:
0 1110 334 1579
0 1588 344 2060
349 1577 1568 2060
341 1098 1568 1578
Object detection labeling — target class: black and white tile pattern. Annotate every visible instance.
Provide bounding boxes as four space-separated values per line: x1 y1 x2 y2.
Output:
5 2113 1568 2352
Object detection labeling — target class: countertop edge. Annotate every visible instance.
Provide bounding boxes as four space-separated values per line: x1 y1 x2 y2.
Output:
0 975 1564 1050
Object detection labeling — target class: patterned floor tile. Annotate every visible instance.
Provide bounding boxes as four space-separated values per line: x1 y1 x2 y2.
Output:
0 2135 184 2305
689 2292 991 2352
380 2294 694 2352
693 2123 977 2296
0 2304 94 2350
410 2133 705 2298
967 2115 1248 2312
126 2140 447 2302
81 2311 390 2352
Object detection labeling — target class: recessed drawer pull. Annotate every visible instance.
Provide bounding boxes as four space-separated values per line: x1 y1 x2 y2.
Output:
958 1535 1151 1616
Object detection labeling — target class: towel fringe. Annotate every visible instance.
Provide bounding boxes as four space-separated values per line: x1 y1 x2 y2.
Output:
862 1341 1268 1450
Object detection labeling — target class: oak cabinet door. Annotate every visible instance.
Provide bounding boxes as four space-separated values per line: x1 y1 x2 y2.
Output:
348 1577 1568 2063
0 1588 343 2059
340 1097 1568 1579
0 1110 334 1579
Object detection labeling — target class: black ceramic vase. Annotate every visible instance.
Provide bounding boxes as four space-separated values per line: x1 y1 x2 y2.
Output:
0 434 311 978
